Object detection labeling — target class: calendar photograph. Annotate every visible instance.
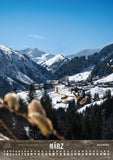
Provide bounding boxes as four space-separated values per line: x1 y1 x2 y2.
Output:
0 0 113 159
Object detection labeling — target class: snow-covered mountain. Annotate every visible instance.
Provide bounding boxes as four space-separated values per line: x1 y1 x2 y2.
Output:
18 48 54 65
0 44 50 94
42 54 69 73
18 48 68 73
19 48 100 74
17 43 113 112
53 44 113 80
67 49 100 58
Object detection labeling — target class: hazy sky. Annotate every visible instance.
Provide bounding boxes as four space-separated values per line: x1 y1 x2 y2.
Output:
0 0 113 55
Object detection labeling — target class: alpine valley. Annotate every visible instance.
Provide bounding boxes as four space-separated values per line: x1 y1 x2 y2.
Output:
1 43 113 140
1 43 113 113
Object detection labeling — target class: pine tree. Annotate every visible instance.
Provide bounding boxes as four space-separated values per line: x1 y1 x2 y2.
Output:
81 115 91 139
103 99 113 119
81 90 86 98
86 91 91 99
65 110 82 139
40 91 58 130
90 104 102 139
94 92 99 100
27 84 36 103
68 99 76 110
56 108 66 137
104 89 111 98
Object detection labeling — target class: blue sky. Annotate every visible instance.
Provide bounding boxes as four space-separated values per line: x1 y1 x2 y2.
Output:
0 0 113 55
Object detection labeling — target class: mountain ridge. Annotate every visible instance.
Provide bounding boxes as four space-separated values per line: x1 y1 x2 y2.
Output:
0 44 50 94
67 48 100 58
18 48 54 65
42 54 70 73
52 44 113 79
0 43 113 94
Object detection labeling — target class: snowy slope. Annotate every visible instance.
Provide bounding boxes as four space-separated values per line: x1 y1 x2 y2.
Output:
87 86 113 98
0 44 22 57
18 84 74 109
18 48 54 64
18 48 69 73
67 49 100 59
94 73 113 84
68 71 91 82
43 54 69 73
18 79 113 111
68 65 94 82
77 99 105 113
0 44 50 93
33 53 54 65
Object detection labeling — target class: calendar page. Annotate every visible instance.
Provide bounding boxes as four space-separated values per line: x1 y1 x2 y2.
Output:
0 0 113 159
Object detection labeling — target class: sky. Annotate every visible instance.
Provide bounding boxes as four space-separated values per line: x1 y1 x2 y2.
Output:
0 0 113 55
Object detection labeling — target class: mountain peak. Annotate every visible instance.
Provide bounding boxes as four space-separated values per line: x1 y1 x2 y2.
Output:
19 48 46 58
43 54 69 73
0 44 12 53
44 54 65 66
18 48 54 64
0 44 24 58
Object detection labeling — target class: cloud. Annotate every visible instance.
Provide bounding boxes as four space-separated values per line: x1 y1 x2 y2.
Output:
28 34 44 39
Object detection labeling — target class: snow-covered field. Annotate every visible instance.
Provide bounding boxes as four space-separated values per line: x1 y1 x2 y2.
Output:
17 69 113 113
87 86 113 98
18 83 113 113
95 73 113 84
48 85 74 109
68 71 91 82
68 65 95 82
18 85 74 110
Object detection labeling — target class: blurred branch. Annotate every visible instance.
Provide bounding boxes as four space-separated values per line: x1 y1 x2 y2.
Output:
3 104 28 119
0 119 19 140
0 133 12 140
52 130 65 140
2 98 66 140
